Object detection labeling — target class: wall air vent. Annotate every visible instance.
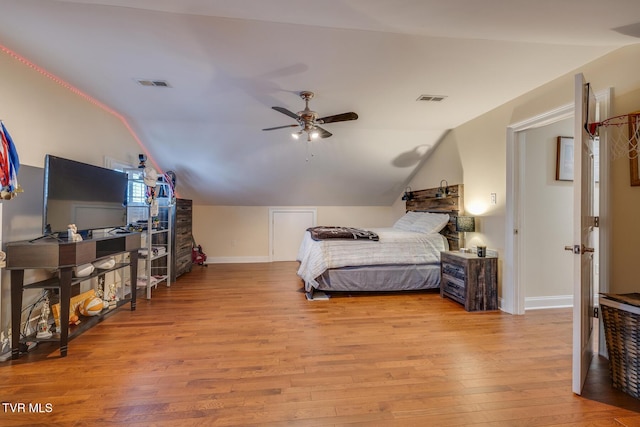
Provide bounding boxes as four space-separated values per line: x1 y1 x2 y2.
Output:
135 79 171 87
416 94 447 102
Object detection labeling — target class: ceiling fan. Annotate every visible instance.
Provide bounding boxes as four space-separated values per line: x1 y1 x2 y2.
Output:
262 91 358 141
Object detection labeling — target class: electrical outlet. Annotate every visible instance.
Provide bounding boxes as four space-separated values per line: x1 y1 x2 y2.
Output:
490 193 497 205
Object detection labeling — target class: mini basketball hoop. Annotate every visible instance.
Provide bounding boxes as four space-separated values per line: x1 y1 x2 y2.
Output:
587 112 640 160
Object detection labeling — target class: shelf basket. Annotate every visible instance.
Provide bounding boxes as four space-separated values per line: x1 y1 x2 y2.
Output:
600 293 640 399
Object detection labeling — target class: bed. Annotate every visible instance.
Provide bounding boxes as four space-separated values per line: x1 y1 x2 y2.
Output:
297 184 464 299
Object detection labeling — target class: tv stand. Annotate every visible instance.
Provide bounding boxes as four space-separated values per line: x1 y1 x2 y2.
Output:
7 232 141 359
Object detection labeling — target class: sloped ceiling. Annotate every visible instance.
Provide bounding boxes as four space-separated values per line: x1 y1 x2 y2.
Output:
1 0 639 205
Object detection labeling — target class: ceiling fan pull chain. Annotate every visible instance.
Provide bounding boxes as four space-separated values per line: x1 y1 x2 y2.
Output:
306 141 315 162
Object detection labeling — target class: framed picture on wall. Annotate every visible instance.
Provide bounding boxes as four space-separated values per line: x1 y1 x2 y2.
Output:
556 136 574 181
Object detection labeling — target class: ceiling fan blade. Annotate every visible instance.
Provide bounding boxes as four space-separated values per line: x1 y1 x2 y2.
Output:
315 126 332 139
272 106 300 119
317 112 358 124
262 124 299 131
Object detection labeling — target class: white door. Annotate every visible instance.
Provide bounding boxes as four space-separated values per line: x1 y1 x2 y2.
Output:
270 209 316 261
571 73 597 395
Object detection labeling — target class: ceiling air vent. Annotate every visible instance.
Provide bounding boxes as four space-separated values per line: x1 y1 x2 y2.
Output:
417 94 447 102
135 79 171 88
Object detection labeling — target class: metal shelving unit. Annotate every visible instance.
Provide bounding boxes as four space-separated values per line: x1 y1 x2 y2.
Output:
125 169 172 299
138 205 172 299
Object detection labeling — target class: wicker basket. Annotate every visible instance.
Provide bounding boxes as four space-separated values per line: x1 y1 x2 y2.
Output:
600 293 640 399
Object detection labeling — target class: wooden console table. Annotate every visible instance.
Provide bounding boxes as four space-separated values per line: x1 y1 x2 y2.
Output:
7 232 141 359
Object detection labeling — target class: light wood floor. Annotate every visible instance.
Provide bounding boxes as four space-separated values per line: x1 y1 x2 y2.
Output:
3 262 639 426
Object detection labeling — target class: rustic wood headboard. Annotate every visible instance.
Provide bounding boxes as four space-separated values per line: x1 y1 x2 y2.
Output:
405 184 464 250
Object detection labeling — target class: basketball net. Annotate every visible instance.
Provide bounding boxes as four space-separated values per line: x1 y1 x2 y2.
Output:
588 112 640 160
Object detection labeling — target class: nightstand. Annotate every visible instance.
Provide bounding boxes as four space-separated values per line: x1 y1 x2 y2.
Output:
440 251 498 311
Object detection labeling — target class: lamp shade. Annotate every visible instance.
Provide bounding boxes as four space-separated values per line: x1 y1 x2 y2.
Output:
455 216 475 233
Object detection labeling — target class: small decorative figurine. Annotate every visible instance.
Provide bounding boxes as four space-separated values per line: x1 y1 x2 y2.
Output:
67 224 83 242
108 283 118 307
95 281 103 300
36 297 53 339
96 279 111 309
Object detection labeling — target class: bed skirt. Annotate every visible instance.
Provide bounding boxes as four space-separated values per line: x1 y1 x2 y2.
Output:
306 263 441 294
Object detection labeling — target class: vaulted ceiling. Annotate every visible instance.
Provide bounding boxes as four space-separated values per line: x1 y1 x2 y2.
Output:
1 0 639 205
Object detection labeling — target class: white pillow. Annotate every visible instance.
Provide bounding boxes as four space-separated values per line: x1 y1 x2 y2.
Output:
408 213 450 234
392 212 422 231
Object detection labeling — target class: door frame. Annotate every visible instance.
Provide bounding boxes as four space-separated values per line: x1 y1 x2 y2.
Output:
269 207 317 262
504 88 611 315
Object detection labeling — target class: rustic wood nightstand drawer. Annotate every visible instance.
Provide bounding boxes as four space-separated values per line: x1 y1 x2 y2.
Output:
442 263 466 281
442 276 466 303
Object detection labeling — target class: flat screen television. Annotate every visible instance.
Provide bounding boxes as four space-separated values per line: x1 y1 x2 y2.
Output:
43 155 128 235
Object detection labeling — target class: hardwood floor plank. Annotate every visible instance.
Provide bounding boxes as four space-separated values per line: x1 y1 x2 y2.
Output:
2 262 639 426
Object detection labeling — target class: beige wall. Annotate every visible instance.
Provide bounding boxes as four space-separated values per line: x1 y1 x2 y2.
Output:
193 206 269 259
0 53 142 169
609 86 640 293
193 205 394 261
407 43 640 296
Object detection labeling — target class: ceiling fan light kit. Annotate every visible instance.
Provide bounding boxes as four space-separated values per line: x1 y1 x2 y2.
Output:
263 91 358 142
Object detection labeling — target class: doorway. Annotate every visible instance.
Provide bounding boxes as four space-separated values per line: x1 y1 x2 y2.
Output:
269 208 316 261
520 118 575 309
505 89 610 316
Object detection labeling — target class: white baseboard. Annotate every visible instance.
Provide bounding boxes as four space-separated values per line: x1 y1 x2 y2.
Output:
525 295 573 310
206 256 271 264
